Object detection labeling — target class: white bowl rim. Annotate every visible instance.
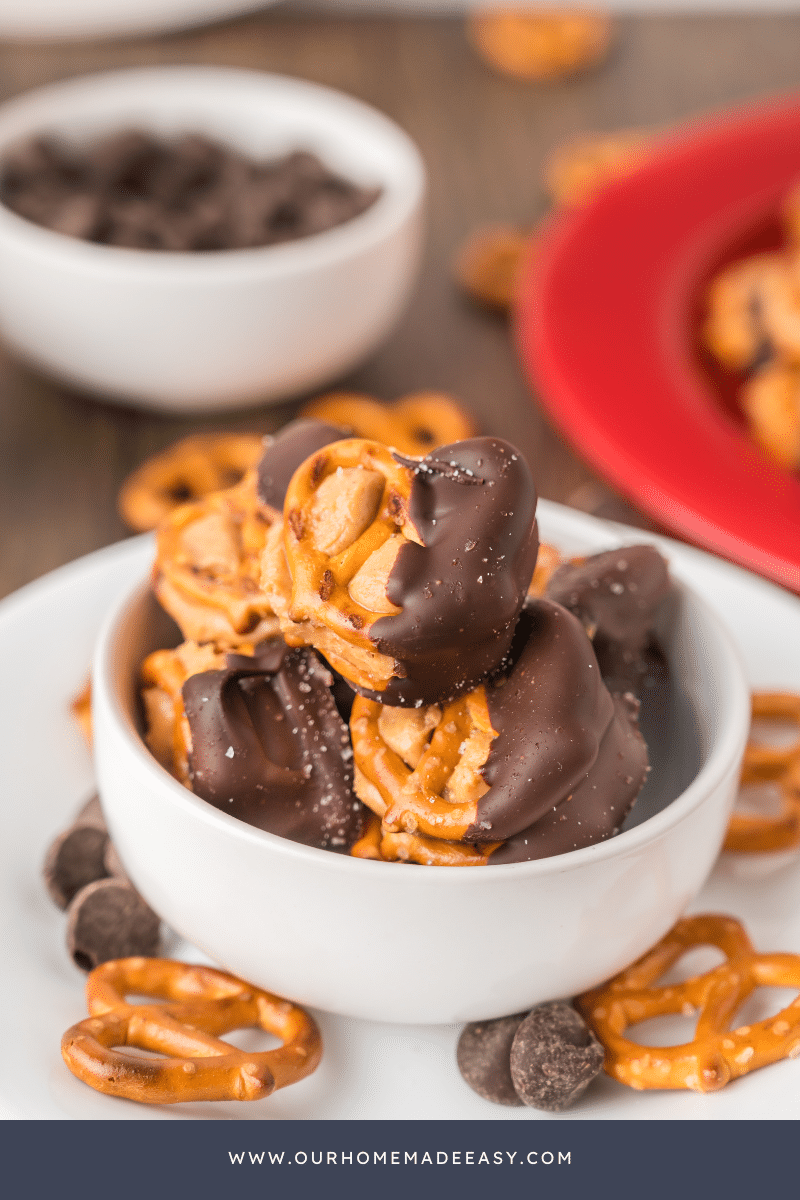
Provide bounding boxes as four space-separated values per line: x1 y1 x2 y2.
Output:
94 528 751 886
0 64 427 281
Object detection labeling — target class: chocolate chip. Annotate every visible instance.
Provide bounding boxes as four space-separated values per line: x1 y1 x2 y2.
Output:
66 878 160 972
42 795 109 910
0 133 381 252
509 1001 605 1111
456 1013 527 1106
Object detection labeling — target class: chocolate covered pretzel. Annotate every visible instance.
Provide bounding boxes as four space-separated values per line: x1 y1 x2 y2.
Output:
265 436 540 707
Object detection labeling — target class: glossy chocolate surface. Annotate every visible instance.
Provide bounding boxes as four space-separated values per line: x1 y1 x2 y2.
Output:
367 437 539 706
465 599 648 851
182 639 363 851
256 418 344 511
545 545 670 693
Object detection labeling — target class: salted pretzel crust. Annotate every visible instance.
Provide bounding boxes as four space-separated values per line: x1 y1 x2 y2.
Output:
153 471 279 647
278 439 418 691
467 10 613 83
61 958 322 1105
350 688 497 840
301 391 477 456
725 692 800 854
119 433 264 532
577 914 800 1092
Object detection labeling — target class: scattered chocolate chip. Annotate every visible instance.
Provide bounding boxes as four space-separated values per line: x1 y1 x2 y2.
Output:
509 1001 605 1111
456 1013 527 1106
42 794 109 910
66 878 161 972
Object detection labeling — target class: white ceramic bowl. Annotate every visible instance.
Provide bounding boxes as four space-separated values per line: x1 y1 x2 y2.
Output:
0 1 273 41
92 505 750 1024
0 67 425 412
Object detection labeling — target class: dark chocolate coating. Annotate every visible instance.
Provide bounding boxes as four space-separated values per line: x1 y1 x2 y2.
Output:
183 639 364 851
366 438 539 706
43 795 110 910
509 1001 605 1111
456 1014 527 1106
489 692 648 863
256 419 344 510
467 599 618 843
66 878 160 972
545 545 670 694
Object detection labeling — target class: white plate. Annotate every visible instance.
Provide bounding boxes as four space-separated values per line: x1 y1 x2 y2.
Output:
0 2 275 41
2 501 800 1121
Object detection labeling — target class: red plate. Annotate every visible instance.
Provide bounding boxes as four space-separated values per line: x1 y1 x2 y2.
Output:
516 95 800 594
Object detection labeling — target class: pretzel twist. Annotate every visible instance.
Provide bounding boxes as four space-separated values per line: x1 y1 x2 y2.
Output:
577 914 800 1092
301 391 477 457
350 688 497 840
350 811 497 866
153 472 279 647
725 692 800 854
119 433 264 532
61 958 322 1105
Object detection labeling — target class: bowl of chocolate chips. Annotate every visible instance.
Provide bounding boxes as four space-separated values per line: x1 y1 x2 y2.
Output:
91 422 750 1024
0 66 425 411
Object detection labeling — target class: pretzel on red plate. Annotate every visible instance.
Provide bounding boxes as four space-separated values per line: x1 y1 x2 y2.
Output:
301 391 478 457
725 692 800 854
61 958 322 1104
119 433 265 533
577 913 800 1092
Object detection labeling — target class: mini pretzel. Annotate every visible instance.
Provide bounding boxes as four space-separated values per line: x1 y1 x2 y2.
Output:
453 224 531 313
61 958 322 1105
301 392 478 456
577 914 800 1092
724 692 800 853
119 433 264 532
140 641 235 783
350 689 497 840
528 542 563 596
740 361 800 470
542 128 653 208
467 9 613 83
350 813 497 866
71 678 93 746
702 253 781 373
153 471 280 647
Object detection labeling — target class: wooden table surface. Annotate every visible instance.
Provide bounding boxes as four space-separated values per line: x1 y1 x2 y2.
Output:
3 10 800 600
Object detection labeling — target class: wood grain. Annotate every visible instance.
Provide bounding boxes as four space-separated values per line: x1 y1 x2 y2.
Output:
3 12 800 597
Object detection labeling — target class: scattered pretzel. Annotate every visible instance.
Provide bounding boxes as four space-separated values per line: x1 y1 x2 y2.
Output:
724 692 800 853
71 678 93 746
301 391 477 457
350 688 497 841
61 958 322 1105
577 913 800 1092
453 224 531 313
542 128 653 208
153 471 280 647
467 9 613 83
119 433 265 533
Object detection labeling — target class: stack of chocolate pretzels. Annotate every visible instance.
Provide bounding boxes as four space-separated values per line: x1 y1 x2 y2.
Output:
141 404 670 866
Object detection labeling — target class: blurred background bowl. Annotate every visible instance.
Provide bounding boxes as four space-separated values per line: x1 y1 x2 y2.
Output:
0 65 426 412
0 1 276 42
